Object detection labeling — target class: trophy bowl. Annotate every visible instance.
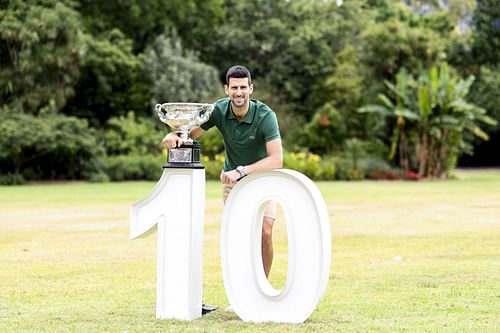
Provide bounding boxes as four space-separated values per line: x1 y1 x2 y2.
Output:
156 103 214 144
155 102 214 169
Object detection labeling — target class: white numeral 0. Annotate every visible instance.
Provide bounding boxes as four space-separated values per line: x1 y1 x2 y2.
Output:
221 169 331 323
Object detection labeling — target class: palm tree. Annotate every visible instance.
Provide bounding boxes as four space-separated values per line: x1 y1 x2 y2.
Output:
358 69 419 174
359 62 496 178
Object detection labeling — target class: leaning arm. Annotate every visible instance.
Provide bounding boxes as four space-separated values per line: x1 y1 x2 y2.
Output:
244 138 283 174
220 138 283 185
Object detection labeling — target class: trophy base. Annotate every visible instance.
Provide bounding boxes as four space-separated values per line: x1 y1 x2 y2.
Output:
163 142 205 169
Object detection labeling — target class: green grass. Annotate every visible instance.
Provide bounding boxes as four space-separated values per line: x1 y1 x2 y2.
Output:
1 169 499 332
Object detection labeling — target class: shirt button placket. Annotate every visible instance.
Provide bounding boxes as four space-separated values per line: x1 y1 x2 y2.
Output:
234 125 241 140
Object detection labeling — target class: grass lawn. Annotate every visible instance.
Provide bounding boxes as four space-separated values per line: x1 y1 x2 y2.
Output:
0 169 499 332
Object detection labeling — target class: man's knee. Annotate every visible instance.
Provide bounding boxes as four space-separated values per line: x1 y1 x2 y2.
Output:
262 217 274 239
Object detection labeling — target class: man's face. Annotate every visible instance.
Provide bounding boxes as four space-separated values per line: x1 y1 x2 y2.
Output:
224 77 253 109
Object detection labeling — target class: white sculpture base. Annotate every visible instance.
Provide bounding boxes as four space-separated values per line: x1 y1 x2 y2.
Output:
130 168 205 320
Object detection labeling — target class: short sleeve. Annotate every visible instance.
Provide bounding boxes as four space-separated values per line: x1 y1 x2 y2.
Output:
261 111 281 142
200 104 220 131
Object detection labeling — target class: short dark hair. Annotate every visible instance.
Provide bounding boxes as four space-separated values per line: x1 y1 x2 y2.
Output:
225 65 252 85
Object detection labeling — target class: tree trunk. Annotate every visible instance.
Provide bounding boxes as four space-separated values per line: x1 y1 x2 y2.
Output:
417 131 428 178
427 137 437 179
437 130 449 179
399 130 410 173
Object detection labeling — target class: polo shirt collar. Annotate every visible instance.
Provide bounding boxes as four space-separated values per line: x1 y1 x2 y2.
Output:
228 100 256 124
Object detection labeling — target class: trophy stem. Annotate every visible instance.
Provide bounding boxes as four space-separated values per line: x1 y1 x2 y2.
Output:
178 128 190 142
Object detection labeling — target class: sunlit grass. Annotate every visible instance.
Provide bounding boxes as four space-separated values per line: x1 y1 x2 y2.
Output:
1 169 499 332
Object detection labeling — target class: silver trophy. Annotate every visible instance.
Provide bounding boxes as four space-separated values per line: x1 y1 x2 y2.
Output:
156 103 214 168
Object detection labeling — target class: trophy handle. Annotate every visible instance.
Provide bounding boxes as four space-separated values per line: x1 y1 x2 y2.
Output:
195 105 212 124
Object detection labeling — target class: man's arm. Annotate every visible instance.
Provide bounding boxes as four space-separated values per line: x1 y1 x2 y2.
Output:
220 138 283 185
162 127 206 149
245 138 283 174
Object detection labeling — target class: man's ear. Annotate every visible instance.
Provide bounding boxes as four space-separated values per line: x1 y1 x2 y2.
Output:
249 84 254 94
224 84 229 95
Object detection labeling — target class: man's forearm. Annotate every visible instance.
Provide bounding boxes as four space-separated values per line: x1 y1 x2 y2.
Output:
245 154 283 175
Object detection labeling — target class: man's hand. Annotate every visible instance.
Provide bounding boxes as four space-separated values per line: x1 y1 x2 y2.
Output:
220 169 241 185
162 132 183 149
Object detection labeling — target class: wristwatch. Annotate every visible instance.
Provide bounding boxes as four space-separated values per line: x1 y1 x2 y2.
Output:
236 165 246 179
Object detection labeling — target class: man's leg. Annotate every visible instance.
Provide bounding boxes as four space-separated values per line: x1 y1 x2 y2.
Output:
262 200 276 278
261 216 275 278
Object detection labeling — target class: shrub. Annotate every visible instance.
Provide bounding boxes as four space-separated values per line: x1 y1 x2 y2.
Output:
102 154 165 181
0 173 25 185
103 112 164 156
88 172 110 183
0 110 104 180
334 157 365 181
284 151 336 180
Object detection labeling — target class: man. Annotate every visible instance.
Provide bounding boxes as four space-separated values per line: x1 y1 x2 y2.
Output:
162 65 283 283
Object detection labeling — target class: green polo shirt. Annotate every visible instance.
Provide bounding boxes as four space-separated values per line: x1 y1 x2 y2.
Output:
200 98 281 171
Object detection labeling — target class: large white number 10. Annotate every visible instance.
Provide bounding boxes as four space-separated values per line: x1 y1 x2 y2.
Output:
130 168 331 323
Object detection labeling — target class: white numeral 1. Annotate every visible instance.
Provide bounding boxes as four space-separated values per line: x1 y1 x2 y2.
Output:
130 168 205 320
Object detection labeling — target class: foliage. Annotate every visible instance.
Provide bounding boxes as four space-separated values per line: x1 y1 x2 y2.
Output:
198 128 225 159
144 29 219 104
204 0 364 119
333 139 371 181
359 63 497 178
97 112 166 181
360 10 446 82
300 103 346 155
0 107 103 180
1 0 499 182
100 154 165 181
321 45 366 138
63 30 147 125
0 0 86 114
467 66 500 131
103 112 164 156
283 151 336 180
75 0 225 53
203 151 337 181
0 173 24 186
471 0 500 66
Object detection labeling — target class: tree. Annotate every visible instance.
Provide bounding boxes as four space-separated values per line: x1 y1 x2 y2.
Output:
471 0 500 66
75 0 224 53
360 15 446 82
321 45 366 138
62 30 147 126
144 29 219 104
359 69 419 173
0 0 86 114
203 0 363 119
